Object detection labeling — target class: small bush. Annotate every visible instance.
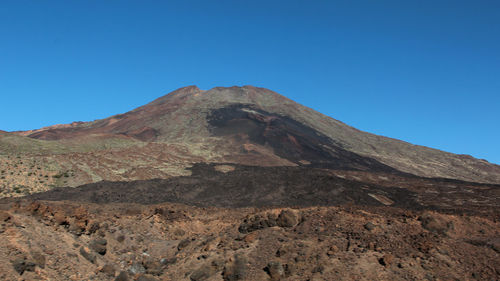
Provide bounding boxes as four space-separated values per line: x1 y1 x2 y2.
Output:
54 171 70 178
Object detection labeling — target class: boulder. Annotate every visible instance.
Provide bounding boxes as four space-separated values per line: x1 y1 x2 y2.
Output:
143 258 165 276
190 264 213 281
379 254 394 267
11 258 36 275
31 251 46 269
420 212 453 236
277 210 299 228
89 238 107 255
223 254 247 281
101 264 116 277
177 238 191 251
79 247 96 264
128 262 146 275
114 271 129 281
364 222 376 231
265 261 284 280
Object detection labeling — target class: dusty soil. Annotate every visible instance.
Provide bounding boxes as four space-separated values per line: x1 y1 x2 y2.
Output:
0 199 498 281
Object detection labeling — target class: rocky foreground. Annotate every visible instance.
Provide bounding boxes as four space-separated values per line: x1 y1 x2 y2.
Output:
0 200 498 281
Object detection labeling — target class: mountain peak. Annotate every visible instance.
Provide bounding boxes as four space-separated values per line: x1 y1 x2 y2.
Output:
146 85 202 105
146 85 275 106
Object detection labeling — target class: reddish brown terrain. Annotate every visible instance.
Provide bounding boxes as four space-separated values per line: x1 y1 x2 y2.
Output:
0 200 498 281
0 85 499 280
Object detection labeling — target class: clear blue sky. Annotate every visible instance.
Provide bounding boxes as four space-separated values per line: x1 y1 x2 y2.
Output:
1 1 499 164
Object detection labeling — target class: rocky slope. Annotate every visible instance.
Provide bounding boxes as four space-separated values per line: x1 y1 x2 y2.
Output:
0 199 498 281
0 86 499 280
5 85 500 189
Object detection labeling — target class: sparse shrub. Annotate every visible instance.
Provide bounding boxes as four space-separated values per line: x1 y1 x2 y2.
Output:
53 171 70 178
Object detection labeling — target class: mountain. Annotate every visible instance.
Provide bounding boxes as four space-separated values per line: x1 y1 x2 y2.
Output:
1 85 499 210
3 86 499 189
1 85 500 199
1 86 499 281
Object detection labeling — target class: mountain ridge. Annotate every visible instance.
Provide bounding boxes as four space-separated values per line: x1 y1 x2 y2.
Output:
10 86 500 182
0 85 499 199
